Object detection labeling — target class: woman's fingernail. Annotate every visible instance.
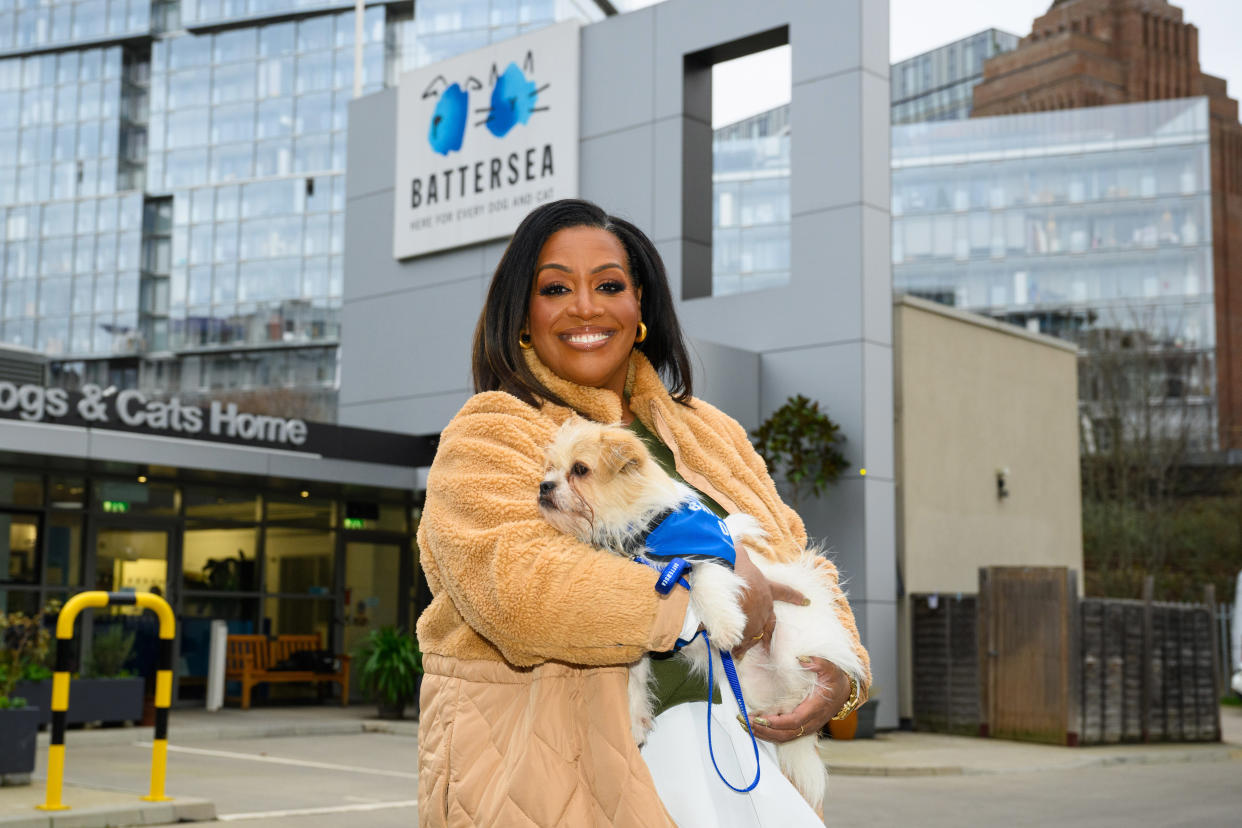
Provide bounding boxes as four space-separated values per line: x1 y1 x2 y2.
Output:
752 716 770 727
802 598 812 606
797 655 812 664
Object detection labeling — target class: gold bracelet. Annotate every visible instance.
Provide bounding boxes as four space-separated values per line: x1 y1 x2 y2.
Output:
830 674 861 721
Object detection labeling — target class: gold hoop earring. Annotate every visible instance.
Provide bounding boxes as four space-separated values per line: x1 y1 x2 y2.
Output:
634 322 647 344
518 331 533 350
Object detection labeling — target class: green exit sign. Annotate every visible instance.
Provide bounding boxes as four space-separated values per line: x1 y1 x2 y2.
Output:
343 517 366 529
102 501 129 513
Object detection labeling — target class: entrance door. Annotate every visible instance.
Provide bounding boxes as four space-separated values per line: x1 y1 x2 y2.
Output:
93 525 174 600
87 524 177 687
342 538 408 702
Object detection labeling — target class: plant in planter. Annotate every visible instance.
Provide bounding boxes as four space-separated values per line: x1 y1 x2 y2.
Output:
354 627 422 720
75 623 144 726
751 395 848 510
0 605 51 783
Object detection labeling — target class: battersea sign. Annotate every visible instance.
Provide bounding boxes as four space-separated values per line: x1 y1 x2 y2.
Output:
393 21 580 259
0 383 310 450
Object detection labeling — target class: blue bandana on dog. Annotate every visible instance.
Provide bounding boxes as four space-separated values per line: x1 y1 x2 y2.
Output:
641 499 736 567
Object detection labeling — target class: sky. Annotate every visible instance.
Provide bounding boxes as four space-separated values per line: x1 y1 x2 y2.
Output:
618 0 1242 127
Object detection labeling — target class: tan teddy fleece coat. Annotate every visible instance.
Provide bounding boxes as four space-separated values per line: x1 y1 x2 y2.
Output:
416 349 870 827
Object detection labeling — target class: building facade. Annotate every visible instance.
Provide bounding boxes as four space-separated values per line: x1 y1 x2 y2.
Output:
891 28 1019 125
342 0 898 726
892 97 1217 450
971 0 1242 450
0 0 608 423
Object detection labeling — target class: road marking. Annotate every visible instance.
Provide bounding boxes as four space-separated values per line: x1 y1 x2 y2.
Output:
217 800 419 821
133 742 419 780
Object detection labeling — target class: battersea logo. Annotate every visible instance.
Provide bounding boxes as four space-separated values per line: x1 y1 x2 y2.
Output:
424 51 548 156
392 20 579 259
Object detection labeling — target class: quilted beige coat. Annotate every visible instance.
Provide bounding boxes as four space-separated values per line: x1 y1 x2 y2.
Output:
415 348 870 826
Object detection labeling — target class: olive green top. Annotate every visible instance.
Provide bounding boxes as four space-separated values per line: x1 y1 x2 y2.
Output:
626 417 725 712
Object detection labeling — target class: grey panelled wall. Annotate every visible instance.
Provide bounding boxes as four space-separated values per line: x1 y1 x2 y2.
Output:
341 0 896 726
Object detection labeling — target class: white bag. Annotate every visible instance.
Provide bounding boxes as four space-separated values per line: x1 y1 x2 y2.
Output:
641 689 824 828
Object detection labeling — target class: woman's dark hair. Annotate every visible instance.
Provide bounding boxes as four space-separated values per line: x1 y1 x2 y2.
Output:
472 198 694 411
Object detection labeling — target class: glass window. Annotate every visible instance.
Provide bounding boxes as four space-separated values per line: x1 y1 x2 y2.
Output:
0 472 43 507
297 16 332 53
262 595 332 638
264 526 333 594
94 526 168 595
0 513 39 584
259 22 296 58
212 61 255 104
213 28 257 65
93 479 178 516
183 524 258 591
45 511 82 587
177 595 258 698
184 487 258 522
0 588 40 615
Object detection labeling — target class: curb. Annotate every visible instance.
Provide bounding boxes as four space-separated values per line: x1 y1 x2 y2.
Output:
34 718 421 748
0 797 215 828
827 744 1242 777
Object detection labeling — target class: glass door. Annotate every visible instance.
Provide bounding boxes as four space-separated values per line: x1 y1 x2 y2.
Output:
88 523 177 689
342 537 407 702
94 526 172 599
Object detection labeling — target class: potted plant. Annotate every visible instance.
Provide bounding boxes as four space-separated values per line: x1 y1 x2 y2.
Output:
73 623 144 725
751 394 848 509
0 606 51 783
354 627 423 720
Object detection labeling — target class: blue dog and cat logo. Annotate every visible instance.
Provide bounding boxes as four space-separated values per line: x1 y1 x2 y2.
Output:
423 50 548 156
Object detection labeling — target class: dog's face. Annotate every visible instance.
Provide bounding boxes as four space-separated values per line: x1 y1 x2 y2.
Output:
538 418 658 544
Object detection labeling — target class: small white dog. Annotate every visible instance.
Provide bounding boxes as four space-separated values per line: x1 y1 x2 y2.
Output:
537 417 864 810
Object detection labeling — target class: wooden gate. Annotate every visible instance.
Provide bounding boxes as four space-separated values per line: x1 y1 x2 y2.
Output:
978 566 1079 745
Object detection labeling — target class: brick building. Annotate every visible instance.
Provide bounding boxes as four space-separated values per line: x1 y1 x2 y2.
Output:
972 0 1242 451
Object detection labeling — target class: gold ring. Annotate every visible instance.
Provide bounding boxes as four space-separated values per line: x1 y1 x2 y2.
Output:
752 631 764 641
797 724 804 737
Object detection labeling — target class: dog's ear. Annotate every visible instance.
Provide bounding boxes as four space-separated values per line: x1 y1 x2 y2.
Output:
599 430 644 476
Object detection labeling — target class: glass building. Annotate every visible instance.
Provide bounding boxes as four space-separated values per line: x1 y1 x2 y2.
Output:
709 29 1020 298
0 0 608 422
712 104 790 297
892 97 1217 449
891 28 1019 126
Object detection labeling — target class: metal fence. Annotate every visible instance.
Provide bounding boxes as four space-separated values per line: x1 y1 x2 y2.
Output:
1080 597 1218 744
911 575 1226 745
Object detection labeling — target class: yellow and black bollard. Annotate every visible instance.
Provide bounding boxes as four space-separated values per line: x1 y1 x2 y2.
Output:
38 590 176 812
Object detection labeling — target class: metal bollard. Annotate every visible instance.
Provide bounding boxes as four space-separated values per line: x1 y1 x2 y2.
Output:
38 591 176 812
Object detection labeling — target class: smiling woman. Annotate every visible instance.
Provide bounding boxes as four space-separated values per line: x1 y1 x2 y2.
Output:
416 199 870 827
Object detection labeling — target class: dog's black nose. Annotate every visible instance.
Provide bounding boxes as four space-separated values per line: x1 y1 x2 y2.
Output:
539 481 556 496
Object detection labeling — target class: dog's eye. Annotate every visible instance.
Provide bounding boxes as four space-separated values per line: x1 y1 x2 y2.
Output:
570 462 589 477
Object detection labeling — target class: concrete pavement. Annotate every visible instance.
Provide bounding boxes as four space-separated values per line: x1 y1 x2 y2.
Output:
0 703 1237 827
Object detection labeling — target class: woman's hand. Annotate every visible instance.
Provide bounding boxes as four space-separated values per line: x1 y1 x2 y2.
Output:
744 657 852 743
730 545 807 659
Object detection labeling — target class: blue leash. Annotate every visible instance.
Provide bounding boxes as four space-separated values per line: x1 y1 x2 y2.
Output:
699 628 762 793
636 556 762 793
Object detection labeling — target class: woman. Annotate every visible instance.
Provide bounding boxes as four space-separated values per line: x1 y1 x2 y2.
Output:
415 199 870 826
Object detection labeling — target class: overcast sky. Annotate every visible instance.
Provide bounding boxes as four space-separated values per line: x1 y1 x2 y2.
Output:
655 0 1242 127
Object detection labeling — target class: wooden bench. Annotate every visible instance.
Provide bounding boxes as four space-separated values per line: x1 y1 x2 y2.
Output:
225 634 350 710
